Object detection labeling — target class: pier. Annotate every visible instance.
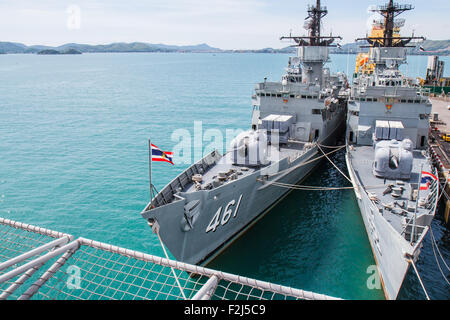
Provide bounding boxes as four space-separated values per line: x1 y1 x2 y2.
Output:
429 97 450 225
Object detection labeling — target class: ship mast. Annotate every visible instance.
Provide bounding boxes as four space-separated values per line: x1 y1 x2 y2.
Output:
356 0 424 47
280 0 342 47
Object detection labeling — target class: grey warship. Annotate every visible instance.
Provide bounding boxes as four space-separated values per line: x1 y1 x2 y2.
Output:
345 0 439 300
141 0 349 266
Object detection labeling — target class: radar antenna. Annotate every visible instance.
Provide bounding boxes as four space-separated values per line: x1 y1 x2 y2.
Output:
280 0 342 46
356 0 425 47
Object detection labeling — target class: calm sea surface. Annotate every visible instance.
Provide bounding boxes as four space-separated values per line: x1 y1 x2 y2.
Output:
0 53 448 300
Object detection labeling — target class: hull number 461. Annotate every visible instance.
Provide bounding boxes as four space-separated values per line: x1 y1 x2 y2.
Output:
206 195 243 233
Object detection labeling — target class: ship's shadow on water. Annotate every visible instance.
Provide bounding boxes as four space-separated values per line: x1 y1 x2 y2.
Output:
209 149 450 300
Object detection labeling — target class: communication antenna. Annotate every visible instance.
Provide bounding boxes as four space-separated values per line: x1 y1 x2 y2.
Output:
356 0 425 47
280 0 342 47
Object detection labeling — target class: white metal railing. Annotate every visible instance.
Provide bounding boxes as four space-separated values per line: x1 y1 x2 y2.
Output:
0 217 341 301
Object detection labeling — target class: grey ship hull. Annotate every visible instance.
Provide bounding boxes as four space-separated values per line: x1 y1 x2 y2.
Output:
141 0 350 266
345 147 438 300
142 121 345 266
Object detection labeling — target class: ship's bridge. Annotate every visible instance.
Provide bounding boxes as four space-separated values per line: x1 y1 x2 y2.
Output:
375 70 407 87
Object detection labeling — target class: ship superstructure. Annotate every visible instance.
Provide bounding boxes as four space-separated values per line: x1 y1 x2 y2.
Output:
141 0 349 266
345 0 438 300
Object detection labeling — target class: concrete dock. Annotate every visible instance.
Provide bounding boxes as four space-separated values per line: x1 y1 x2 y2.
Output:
429 97 450 225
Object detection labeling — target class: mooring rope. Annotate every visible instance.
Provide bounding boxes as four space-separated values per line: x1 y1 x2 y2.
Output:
266 143 346 179
317 143 353 183
409 259 431 300
430 227 450 272
260 142 388 191
430 234 450 286
151 222 187 300
317 143 347 149
268 181 355 191
437 178 450 202
265 180 387 192
429 226 450 287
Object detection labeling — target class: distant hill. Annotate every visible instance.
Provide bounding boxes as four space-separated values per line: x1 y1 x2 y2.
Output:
0 42 222 54
0 40 448 55
417 40 450 55
37 49 62 55
0 42 28 54
37 48 82 55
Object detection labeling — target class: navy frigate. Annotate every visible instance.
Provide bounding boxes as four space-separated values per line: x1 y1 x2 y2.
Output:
345 0 438 300
141 0 349 266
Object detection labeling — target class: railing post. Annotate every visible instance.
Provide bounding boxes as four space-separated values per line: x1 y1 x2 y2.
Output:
192 276 219 300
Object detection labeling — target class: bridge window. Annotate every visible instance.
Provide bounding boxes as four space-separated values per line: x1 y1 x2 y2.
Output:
419 114 428 120
420 136 426 147
314 130 320 140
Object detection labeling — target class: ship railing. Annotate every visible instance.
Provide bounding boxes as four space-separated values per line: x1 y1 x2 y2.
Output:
307 5 327 12
0 217 341 300
145 150 222 210
417 87 431 97
376 4 413 12
412 167 440 252
401 171 439 245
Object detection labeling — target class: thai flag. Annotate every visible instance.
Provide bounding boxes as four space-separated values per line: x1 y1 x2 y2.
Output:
420 171 437 190
151 144 174 165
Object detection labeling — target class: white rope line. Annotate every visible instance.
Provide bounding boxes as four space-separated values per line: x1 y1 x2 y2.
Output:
268 181 355 191
430 227 450 272
317 143 347 149
266 180 388 192
266 144 346 178
437 178 449 202
429 226 450 286
409 259 431 300
153 224 187 300
430 234 450 286
317 144 352 183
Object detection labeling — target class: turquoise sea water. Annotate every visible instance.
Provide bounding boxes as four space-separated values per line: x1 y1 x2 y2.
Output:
0 53 448 300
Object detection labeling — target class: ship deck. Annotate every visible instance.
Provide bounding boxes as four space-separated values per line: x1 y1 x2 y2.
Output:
184 142 307 193
348 145 435 237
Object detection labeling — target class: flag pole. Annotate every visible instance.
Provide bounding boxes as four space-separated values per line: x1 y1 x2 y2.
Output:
411 165 423 245
148 139 153 202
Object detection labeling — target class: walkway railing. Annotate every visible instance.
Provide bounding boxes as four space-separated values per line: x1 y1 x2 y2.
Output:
0 217 341 300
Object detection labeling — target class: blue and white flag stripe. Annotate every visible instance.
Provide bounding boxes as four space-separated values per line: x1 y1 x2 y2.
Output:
420 171 437 190
151 144 174 165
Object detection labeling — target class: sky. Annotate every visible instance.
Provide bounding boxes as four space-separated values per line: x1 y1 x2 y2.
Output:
0 0 448 49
